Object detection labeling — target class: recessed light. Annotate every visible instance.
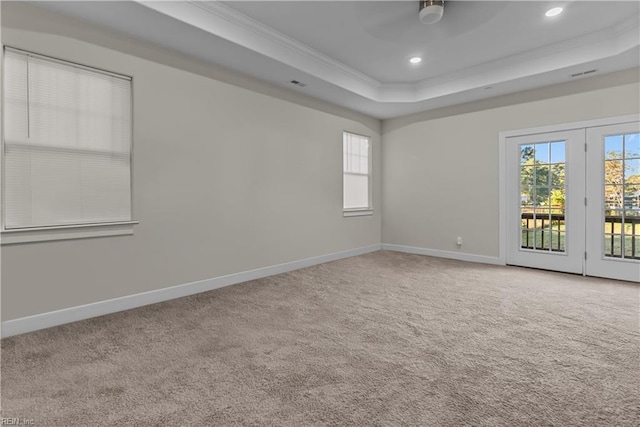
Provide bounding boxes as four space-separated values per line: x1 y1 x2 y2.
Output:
545 7 563 17
409 57 422 64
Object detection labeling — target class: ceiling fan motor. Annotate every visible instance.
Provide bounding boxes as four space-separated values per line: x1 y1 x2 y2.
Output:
419 0 444 24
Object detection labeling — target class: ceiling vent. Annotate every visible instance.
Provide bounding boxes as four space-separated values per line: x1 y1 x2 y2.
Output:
570 69 597 78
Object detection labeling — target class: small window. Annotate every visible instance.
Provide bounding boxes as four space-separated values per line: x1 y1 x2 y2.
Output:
2 48 135 243
343 131 372 216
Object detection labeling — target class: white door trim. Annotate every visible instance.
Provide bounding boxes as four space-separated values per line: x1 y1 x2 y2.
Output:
499 114 640 266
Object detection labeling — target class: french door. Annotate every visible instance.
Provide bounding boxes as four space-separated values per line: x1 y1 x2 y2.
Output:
506 130 585 275
506 120 640 282
586 123 640 282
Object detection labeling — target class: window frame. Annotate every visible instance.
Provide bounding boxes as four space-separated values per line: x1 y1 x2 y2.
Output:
342 131 373 217
0 46 137 244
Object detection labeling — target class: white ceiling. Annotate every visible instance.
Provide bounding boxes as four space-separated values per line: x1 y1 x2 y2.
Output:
34 1 640 119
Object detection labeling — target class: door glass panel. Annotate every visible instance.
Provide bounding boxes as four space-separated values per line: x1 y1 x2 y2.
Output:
550 165 565 186
605 135 623 159
550 141 565 163
603 133 640 260
520 141 566 252
604 161 623 184
624 133 639 158
534 142 550 163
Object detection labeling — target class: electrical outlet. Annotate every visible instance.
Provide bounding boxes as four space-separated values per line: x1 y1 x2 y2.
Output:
456 237 463 247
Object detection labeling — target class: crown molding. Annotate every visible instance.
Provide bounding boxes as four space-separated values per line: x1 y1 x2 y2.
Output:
135 1 639 105
136 0 381 100
190 1 381 88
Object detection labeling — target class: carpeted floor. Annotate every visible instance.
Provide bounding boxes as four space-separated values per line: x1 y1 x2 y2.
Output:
1 251 639 426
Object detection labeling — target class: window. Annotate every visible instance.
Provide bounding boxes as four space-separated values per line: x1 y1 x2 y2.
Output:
2 48 135 243
343 131 372 216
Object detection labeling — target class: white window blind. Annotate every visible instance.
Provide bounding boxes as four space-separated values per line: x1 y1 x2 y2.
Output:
3 48 132 230
343 132 371 210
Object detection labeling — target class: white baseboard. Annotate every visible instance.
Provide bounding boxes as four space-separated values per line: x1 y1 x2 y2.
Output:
381 243 503 266
2 244 381 338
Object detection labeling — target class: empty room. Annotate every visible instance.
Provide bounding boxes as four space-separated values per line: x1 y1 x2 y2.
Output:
1 1 639 425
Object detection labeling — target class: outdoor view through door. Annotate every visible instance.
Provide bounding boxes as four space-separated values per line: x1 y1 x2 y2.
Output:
520 141 566 253
603 133 639 260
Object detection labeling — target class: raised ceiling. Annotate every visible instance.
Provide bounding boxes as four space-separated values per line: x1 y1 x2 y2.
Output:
33 1 640 119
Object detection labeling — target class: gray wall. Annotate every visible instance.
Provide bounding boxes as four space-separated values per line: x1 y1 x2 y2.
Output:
382 74 640 257
2 3 639 323
1 5 381 321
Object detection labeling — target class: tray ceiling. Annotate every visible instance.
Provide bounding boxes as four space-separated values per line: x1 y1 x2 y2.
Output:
33 1 640 119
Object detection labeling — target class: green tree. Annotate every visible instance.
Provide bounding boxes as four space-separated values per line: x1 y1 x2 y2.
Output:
604 151 639 209
520 154 565 209
550 188 565 211
605 153 623 207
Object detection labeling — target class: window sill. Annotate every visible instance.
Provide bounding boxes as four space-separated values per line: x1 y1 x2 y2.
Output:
0 221 139 245
343 209 374 218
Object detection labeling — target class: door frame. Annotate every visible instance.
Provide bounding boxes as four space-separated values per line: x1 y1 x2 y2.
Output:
498 114 640 267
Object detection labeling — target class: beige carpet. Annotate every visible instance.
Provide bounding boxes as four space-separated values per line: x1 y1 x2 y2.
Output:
1 251 639 426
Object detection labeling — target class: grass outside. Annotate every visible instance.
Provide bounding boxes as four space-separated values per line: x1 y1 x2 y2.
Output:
604 222 640 234
604 235 638 258
521 229 565 252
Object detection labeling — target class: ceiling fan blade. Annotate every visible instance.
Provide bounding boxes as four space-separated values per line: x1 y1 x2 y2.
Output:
357 2 417 42
357 1 507 44
425 1 506 39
